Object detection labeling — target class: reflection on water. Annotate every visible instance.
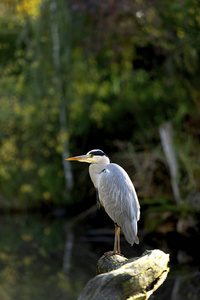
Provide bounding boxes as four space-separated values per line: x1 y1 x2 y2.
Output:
1 213 199 300
0 213 94 300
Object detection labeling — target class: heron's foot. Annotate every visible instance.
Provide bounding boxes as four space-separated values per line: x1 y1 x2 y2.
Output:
103 251 124 260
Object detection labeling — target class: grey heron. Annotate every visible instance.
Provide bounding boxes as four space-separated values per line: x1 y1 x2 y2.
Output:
66 149 140 255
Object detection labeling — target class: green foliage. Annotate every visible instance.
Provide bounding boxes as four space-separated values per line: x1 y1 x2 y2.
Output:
0 0 200 209
0 2 65 208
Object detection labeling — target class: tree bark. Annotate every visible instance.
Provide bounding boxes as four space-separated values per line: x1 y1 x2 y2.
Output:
78 249 170 300
50 1 73 190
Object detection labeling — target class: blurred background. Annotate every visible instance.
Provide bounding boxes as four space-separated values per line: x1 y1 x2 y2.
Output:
0 0 200 299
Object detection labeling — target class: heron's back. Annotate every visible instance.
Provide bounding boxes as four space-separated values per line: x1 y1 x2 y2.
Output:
98 163 140 245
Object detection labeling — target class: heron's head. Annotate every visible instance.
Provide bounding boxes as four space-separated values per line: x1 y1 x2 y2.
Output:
66 149 110 165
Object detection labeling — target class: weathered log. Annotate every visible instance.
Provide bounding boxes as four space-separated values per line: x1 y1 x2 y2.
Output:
78 249 170 300
159 122 181 205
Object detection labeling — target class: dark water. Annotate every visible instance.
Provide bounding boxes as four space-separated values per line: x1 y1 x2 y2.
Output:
0 213 199 300
0 214 88 300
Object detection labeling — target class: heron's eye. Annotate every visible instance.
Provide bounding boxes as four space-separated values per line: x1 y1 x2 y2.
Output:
88 154 93 158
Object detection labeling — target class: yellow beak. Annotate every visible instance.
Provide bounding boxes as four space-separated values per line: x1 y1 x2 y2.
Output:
65 155 92 163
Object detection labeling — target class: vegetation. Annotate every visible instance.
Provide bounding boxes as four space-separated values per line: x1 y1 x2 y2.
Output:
1 1 200 299
1 0 200 211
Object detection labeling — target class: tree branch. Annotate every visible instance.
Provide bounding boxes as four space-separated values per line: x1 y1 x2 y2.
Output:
159 122 181 205
50 0 73 191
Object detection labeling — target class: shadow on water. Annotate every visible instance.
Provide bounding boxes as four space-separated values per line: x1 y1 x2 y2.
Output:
0 211 200 300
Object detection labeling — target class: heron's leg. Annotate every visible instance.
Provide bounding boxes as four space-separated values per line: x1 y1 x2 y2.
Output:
117 226 121 254
103 224 123 259
114 224 118 253
114 224 121 254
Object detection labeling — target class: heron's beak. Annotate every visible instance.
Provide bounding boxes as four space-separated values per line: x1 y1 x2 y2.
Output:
65 155 92 163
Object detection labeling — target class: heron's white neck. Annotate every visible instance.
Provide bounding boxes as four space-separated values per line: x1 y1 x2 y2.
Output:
89 156 110 188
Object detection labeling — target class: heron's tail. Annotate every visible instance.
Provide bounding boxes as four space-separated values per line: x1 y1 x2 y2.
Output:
122 218 139 246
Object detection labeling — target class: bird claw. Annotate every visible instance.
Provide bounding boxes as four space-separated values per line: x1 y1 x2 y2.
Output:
103 251 124 260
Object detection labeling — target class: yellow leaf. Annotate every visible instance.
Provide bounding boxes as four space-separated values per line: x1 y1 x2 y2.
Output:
16 0 42 18
20 184 33 193
43 191 51 200
44 227 51 235
21 234 33 242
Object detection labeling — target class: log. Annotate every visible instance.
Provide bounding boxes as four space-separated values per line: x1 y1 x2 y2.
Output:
78 249 170 300
159 122 181 205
